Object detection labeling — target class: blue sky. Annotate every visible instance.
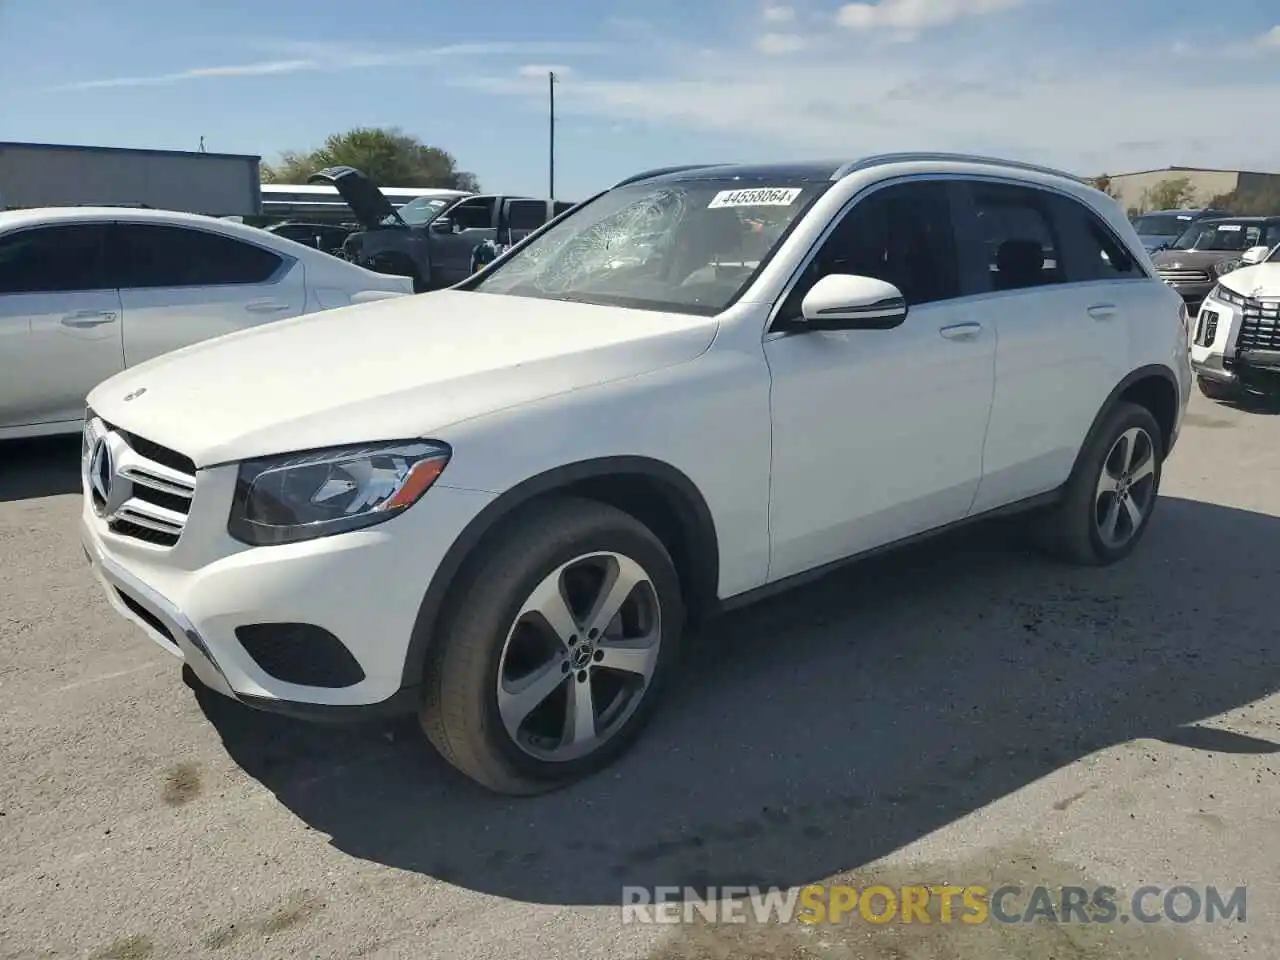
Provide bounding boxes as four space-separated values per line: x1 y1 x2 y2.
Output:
2 0 1279 199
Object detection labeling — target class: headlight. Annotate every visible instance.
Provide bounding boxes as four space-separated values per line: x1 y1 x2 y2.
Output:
1209 283 1245 307
1213 259 1240 277
228 440 450 546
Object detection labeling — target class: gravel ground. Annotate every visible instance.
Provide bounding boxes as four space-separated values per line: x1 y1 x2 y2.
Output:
1 391 1277 960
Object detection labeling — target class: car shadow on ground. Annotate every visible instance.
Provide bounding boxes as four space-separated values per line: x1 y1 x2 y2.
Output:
194 495 1280 909
0 437 82 502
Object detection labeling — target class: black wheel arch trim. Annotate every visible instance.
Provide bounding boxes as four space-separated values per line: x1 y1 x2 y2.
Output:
399 455 720 690
1069 364 1181 480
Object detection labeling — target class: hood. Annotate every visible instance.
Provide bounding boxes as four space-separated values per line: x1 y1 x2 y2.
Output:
306 166 404 231
1218 262 1280 299
1151 249 1242 269
87 292 718 468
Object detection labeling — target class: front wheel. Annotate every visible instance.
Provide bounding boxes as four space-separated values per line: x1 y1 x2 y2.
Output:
420 498 684 794
1030 402 1164 566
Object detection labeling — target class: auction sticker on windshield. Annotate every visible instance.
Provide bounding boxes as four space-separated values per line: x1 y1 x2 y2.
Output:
708 187 802 208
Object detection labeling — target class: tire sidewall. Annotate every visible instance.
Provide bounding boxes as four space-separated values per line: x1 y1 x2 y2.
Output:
1082 405 1164 563
467 515 684 786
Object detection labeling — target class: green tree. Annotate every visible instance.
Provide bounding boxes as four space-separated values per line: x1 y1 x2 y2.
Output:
1138 176 1196 212
1207 183 1280 216
261 127 481 192
1091 174 1121 200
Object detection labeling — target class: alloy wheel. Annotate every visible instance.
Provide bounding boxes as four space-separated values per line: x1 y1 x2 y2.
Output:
495 551 662 762
1094 426 1157 549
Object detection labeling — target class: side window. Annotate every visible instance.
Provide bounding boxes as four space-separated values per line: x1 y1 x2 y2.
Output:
0 224 110 294
969 183 1065 291
449 198 496 231
1054 198 1143 281
506 200 549 232
779 181 960 320
114 224 284 289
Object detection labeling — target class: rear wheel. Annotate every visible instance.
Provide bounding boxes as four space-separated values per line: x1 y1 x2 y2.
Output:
420 498 684 794
1030 402 1163 566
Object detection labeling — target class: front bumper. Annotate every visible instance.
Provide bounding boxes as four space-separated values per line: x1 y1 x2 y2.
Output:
81 469 495 721
1189 294 1280 390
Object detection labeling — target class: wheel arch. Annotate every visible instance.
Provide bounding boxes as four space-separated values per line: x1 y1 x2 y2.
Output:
1070 364 1180 481
400 456 720 690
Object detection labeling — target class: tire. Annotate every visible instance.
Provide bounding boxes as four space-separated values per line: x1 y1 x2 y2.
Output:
1029 401 1164 566
420 497 685 794
1197 376 1240 402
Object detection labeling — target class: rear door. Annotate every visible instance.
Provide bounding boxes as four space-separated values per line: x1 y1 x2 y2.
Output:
957 180 1134 513
111 222 305 366
0 222 123 430
500 199 551 248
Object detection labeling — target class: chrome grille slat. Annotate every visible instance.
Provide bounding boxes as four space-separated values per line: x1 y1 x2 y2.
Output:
116 502 187 534
1157 268 1211 284
118 463 196 498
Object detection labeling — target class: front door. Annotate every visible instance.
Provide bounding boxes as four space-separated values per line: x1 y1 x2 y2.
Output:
432 197 498 285
764 179 996 581
0 223 123 430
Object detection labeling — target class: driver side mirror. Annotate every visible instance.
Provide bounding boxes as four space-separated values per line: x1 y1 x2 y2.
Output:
799 274 908 331
430 217 454 234
1241 245 1271 265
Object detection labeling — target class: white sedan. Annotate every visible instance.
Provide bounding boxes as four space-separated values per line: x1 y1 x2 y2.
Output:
0 206 414 440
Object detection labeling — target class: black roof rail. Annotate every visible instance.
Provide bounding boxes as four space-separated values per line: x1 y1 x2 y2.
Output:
611 164 724 187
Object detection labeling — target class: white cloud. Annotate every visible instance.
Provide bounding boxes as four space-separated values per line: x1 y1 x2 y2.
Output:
762 4 796 22
836 0 1022 32
756 32 807 55
48 42 607 92
1258 25 1280 49
454 22 1280 179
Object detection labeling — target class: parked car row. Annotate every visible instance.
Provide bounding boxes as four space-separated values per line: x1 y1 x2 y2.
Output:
75 153 1192 796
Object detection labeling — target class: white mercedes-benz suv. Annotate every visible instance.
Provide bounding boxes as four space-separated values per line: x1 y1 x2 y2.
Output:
81 154 1192 794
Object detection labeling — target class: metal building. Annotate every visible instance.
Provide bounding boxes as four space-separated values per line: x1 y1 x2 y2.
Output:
1104 166 1280 215
0 141 262 216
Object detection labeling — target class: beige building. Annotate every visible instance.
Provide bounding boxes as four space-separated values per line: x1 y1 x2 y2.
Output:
1102 166 1280 214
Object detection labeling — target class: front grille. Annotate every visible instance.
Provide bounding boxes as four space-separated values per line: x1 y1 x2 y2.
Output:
1195 309 1219 347
1157 268 1211 285
87 420 197 548
1237 297 1280 353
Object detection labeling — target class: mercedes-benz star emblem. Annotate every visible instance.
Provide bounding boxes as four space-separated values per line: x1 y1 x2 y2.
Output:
89 438 113 515
123 387 147 402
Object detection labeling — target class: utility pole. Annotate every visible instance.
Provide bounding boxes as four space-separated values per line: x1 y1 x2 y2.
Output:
548 71 556 201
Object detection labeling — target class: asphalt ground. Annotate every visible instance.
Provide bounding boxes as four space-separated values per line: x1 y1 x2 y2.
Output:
1 390 1277 959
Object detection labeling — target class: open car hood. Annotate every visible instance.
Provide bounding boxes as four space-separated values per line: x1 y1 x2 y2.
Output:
306 165 404 230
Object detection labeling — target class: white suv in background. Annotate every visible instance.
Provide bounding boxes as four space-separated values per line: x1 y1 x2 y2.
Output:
0 207 412 440
81 154 1191 795
1191 242 1280 402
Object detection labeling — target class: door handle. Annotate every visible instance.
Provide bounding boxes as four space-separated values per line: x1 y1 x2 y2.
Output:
60 310 117 327
939 322 983 340
1087 303 1118 321
245 300 291 314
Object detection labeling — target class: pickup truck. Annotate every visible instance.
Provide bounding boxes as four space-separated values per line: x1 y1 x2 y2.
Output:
307 166 569 291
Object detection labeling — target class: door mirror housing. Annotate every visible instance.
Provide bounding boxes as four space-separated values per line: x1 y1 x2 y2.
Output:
799 274 908 330
430 217 454 234
1241 245 1271 266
